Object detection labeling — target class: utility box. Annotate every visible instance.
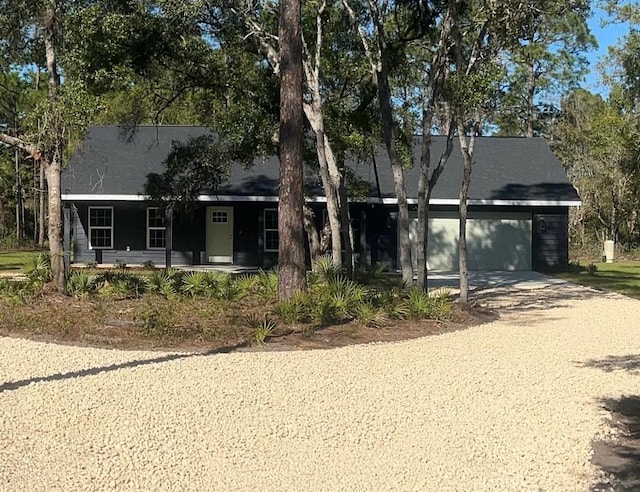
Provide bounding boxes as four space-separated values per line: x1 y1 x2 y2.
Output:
604 240 615 263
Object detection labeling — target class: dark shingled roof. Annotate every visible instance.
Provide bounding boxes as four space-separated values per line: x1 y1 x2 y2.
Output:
62 126 580 203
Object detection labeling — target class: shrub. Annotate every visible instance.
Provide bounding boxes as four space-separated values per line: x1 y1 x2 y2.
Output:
353 302 387 328
325 276 368 319
255 269 278 301
66 270 99 298
22 252 51 285
84 260 98 268
180 271 209 297
113 258 127 270
0 278 38 304
145 270 179 299
355 262 389 284
311 254 340 283
405 287 432 319
272 292 308 325
245 314 277 346
308 297 338 325
427 288 454 321
587 262 598 275
375 286 410 320
233 273 257 294
142 260 155 269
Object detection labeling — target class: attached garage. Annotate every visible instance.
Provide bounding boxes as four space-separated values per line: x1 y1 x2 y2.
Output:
409 211 532 271
62 128 580 273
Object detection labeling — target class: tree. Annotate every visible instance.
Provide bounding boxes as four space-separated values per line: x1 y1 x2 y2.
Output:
550 88 640 248
277 0 307 298
494 1 595 137
446 0 561 305
0 2 67 291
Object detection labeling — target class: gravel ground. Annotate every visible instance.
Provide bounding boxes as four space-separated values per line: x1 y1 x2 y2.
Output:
1 282 639 491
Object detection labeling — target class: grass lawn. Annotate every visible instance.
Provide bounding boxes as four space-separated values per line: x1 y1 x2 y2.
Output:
558 262 640 299
0 250 42 272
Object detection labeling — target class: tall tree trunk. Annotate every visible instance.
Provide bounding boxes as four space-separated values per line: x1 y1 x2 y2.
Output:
366 0 412 284
277 0 306 299
305 105 343 269
44 5 65 292
526 60 535 138
324 135 355 276
14 148 22 241
456 124 475 308
416 107 454 291
39 160 46 246
46 157 64 290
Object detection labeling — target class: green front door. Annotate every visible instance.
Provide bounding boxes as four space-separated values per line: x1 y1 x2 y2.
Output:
206 206 233 263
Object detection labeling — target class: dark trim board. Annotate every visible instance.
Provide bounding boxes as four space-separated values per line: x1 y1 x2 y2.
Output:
64 201 570 272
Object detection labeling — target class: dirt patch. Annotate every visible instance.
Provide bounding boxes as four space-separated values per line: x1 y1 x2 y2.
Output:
0 294 495 352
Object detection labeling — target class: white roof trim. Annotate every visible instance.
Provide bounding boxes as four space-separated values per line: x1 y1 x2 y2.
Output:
62 193 581 207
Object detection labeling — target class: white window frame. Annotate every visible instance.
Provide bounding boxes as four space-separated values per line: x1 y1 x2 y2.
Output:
147 207 167 250
263 208 279 252
88 206 114 250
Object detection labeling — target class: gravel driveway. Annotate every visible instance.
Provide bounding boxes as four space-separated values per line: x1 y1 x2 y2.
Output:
1 281 639 491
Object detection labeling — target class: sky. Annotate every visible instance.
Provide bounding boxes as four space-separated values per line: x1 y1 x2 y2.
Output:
583 6 632 96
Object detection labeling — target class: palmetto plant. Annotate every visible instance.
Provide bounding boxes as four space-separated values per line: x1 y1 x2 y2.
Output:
180 271 209 297
66 270 99 298
255 269 278 301
353 302 388 328
22 252 52 284
145 270 177 298
246 314 277 346
271 292 308 324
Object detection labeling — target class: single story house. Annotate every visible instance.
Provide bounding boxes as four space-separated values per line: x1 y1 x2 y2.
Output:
61 125 581 272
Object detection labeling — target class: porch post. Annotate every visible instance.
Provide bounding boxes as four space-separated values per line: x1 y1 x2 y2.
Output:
63 206 71 274
360 208 367 268
165 205 173 268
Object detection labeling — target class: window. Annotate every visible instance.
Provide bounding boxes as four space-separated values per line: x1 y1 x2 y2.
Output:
264 209 278 252
88 207 113 249
211 210 228 223
147 208 166 249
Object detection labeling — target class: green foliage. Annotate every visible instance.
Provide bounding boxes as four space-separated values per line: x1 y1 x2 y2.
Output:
22 252 52 285
142 260 155 269
113 258 127 270
353 302 387 328
271 292 308 325
246 314 277 347
0 278 40 305
180 271 211 298
310 254 340 283
255 269 278 302
66 270 99 298
355 262 389 284
405 287 432 319
427 288 454 321
102 272 145 298
375 286 410 320
145 269 179 299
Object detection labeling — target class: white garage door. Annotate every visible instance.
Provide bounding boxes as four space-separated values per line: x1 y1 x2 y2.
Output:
408 211 532 271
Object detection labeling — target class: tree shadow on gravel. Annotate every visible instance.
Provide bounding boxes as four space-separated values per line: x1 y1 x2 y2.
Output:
590 396 640 492
578 355 640 491
577 355 640 375
0 342 247 394
470 285 601 326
